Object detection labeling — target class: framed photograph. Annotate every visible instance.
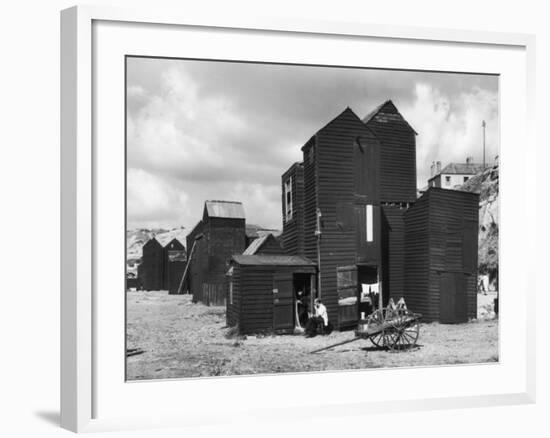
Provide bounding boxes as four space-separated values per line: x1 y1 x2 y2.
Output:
61 5 536 433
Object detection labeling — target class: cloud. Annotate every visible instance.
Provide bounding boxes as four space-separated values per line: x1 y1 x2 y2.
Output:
401 83 499 187
127 168 190 229
126 57 498 230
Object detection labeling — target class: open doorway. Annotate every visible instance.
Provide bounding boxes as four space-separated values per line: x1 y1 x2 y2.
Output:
293 273 312 328
357 265 379 318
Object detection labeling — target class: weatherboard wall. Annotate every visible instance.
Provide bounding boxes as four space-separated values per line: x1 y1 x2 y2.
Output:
381 205 407 301
302 108 383 329
364 101 417 203
227 261 316 334
404 188 479 322
186 216 245 304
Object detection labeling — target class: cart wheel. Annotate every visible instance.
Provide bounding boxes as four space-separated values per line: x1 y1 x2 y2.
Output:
388 310 419 351
367 308 388 348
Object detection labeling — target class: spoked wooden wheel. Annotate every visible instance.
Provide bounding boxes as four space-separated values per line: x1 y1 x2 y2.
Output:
367 308 389 348
387 310 420 351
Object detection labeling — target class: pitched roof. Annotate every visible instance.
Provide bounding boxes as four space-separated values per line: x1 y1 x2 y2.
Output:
242 233 281 255
433 162 486 177
158 237 185 249
362 100 418 135
301 107 368 152
143 237 162 249
231 254 316 267
204 200 245 219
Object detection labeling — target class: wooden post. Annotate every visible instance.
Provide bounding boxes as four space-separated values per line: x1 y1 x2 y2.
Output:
176 233 204 295
315 208 322 299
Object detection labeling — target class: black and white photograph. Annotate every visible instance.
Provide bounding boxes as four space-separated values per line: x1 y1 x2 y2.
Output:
125 57 499 380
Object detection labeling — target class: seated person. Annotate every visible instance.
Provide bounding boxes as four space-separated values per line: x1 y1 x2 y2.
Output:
305 298 331 336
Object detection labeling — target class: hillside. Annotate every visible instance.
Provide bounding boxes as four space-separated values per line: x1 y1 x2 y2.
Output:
458 163 499 284
126 227 187 263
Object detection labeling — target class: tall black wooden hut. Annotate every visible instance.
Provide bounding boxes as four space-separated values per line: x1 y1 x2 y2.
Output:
137 237 164 291
187 200 246 305
226 255 317 334
161 238 187 294
404 188 479 322
289 107 384 330
363 100 417 301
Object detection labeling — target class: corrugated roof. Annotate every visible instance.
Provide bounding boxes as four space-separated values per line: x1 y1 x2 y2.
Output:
204 200 245 219
243 234 269 255
243 233 282 255
245 224 282 239
231 254 316 266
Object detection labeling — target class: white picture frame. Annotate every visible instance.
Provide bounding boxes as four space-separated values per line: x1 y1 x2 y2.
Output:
60 5 536 433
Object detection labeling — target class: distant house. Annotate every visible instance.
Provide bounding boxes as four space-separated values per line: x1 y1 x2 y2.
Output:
186 200 246 305
428 157 485 190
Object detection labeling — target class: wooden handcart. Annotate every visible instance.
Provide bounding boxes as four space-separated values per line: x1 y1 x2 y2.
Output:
311 300 421 353
355 306 421 351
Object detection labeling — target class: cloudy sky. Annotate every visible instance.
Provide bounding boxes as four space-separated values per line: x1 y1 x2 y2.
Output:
126 57 498 231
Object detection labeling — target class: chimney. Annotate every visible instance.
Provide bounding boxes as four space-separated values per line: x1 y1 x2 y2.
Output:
466 156 473 165
436 161 441 174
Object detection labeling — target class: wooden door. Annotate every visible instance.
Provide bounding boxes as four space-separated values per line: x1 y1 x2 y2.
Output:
440 272 467 323
337 265 358 327
273 272 294 331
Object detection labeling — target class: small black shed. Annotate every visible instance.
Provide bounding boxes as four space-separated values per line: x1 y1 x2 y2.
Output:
137 237 164 290
186 200 246 305
226 255 317 334
404 187 479 323
161 238 187 294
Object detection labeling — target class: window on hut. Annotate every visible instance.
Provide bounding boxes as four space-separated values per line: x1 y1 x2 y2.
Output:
284 177 293 221
366 204 373 242
445 175 451 186
464 176 469 182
